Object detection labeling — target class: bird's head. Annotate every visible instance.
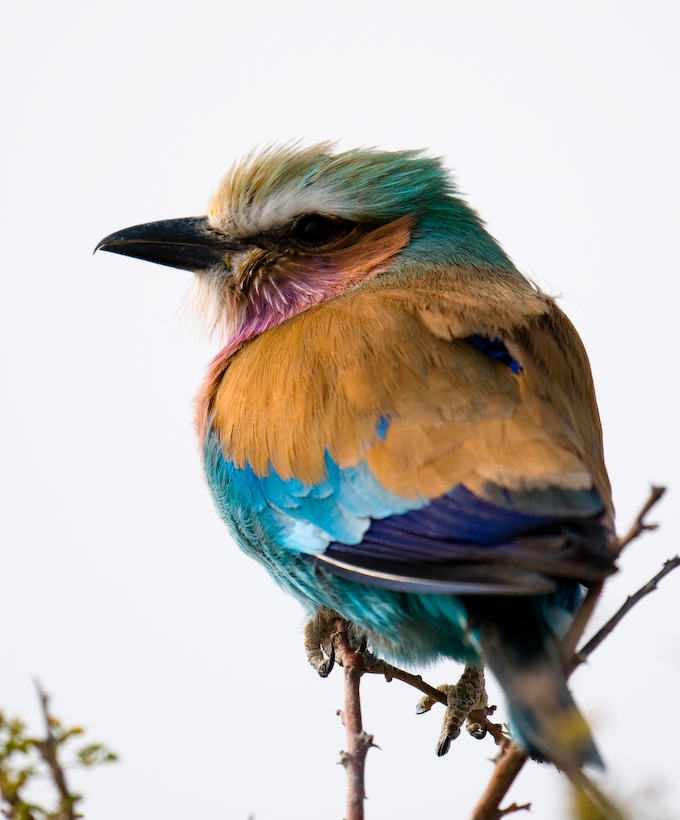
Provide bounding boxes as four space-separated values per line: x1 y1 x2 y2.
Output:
96 143 514 348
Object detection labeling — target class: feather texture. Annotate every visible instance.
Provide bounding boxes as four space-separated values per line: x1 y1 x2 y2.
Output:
208 270 609 508
98 143 616 769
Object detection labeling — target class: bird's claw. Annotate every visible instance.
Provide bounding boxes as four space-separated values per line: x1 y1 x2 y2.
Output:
415 694 436 715
304 608 340 677
303 608 366 677
433 666 489 755
318 641 335 677
466 714 488 740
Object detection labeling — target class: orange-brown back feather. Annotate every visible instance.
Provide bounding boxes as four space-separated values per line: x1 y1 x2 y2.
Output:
207 263 611 518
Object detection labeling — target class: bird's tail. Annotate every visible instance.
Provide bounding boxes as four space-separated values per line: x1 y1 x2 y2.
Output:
475 598 603 770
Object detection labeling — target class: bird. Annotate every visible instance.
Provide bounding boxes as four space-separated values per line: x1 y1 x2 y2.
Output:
96 143 616 769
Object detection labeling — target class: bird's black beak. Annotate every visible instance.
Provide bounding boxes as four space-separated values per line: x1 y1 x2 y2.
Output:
95 216 242 272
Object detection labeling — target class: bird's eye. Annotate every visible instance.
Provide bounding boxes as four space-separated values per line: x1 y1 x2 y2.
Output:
291 215 344 247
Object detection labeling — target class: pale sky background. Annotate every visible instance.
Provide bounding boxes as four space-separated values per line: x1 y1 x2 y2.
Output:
2 2 680 818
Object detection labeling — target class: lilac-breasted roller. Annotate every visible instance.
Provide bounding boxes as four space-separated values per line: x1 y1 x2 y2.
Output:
97 144 615 769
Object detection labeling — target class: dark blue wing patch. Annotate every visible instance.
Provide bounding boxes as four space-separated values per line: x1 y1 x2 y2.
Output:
471 334 521 374
326 483 606 563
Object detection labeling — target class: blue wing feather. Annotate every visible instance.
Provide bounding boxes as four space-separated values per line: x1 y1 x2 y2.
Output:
204 425 608 581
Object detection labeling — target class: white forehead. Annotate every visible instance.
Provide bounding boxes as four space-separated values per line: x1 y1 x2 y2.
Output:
208 184 349 238
205 144 354 238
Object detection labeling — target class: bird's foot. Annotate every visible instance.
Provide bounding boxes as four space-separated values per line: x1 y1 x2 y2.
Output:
303 607 368 677
304 607 338 677
416 666 489 756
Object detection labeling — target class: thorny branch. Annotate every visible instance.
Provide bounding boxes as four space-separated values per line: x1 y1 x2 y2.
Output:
0 686 117 820
35 683 77 820
333 619 376 820
469 745 529 820
362 657 509 750
612 485 666 557
496 801 531 817
363 656 446 705
560 485 666 664
467 485 672 820
570 555 680 674
333 485 674 820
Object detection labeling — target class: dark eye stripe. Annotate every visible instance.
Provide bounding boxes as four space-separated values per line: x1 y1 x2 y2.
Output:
290 215 356 247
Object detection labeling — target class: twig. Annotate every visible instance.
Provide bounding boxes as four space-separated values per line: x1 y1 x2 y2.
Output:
559 581 604 670
322 488 668 820
363 654 447 705
612 485 665 557
560 484 666 668
34 682 76 820
363 656 507 748
468 706 509 750
498 802 531 817
0 784 39 820
358 553 678 820
470 485 667 820
469 744 528 820
570 556 680 673
334 620 375 820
